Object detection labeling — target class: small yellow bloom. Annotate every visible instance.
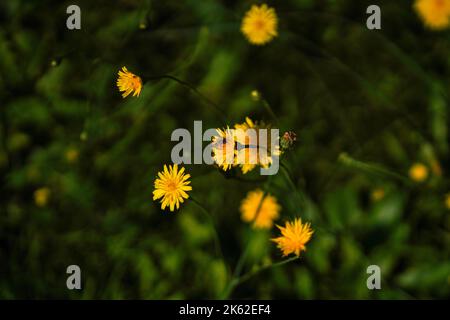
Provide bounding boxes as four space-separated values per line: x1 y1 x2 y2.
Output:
234 117 257 144
414 0 450 30
116 66 142 98
272 218 313 257
153 164 192 212
65 148 79 163
240 189 280 229
241 4 278 45
34 187 51 207
409 163 429 182
371 188 385 202
445 193 450 210
250 90 261 101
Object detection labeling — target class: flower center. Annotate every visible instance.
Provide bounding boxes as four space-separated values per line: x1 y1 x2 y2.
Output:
131 77 141 89
167 181 177 191
435 0 445 8
254 19 266 30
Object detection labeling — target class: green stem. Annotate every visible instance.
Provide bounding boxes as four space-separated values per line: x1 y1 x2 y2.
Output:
237 256 299 286
145 74 228 122
190 196 225 263
280 162 306 210
221 178 274 299
223 256 299 298
261 98 279 125
338 152 411 185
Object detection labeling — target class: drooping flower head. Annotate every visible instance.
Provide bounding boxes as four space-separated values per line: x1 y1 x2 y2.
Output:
272 218 313 257
153 164 192 212
241 4 278 45
240 189 281 229
414 0 450 30
117 66 142 98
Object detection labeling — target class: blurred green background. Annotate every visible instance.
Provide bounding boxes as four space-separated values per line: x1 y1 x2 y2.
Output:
0 0 449 299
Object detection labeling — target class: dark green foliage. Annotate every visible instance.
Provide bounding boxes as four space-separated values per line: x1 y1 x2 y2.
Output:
0 0 449 299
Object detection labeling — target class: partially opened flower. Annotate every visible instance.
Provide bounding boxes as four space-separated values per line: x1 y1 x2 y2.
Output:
240 189 280 229
241 4 278 45
153 164 192 212
414 0 450 30
116 66 142 98
272 218 313 257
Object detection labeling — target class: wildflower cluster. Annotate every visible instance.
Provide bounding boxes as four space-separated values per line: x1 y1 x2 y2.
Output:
211 117 281 174
111 0 450 273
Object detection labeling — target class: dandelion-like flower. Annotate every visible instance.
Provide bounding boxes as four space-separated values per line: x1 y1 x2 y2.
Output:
414 0 450 30
153 164 192 212
409 163 429 182
210 118 280 174
240 189 280 229
116 66 143 98
34 187 51 207
272 218 313 257
241 4 278 45
211 127 237 171
234 117 279 174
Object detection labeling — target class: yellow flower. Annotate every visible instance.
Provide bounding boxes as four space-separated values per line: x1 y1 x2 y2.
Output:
116 66 142 98
250 90 261 101
240 189 280 229
414 0 450 30
65 148 79 163
211 127 237 171
153 164 192 212
211 118 280 174
409 163 429 182
445 193 450 210
371 188 385 202
34 187 50 207
272 218 313 257
234 117 257 144
241 4 278 45
234 117 279 174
